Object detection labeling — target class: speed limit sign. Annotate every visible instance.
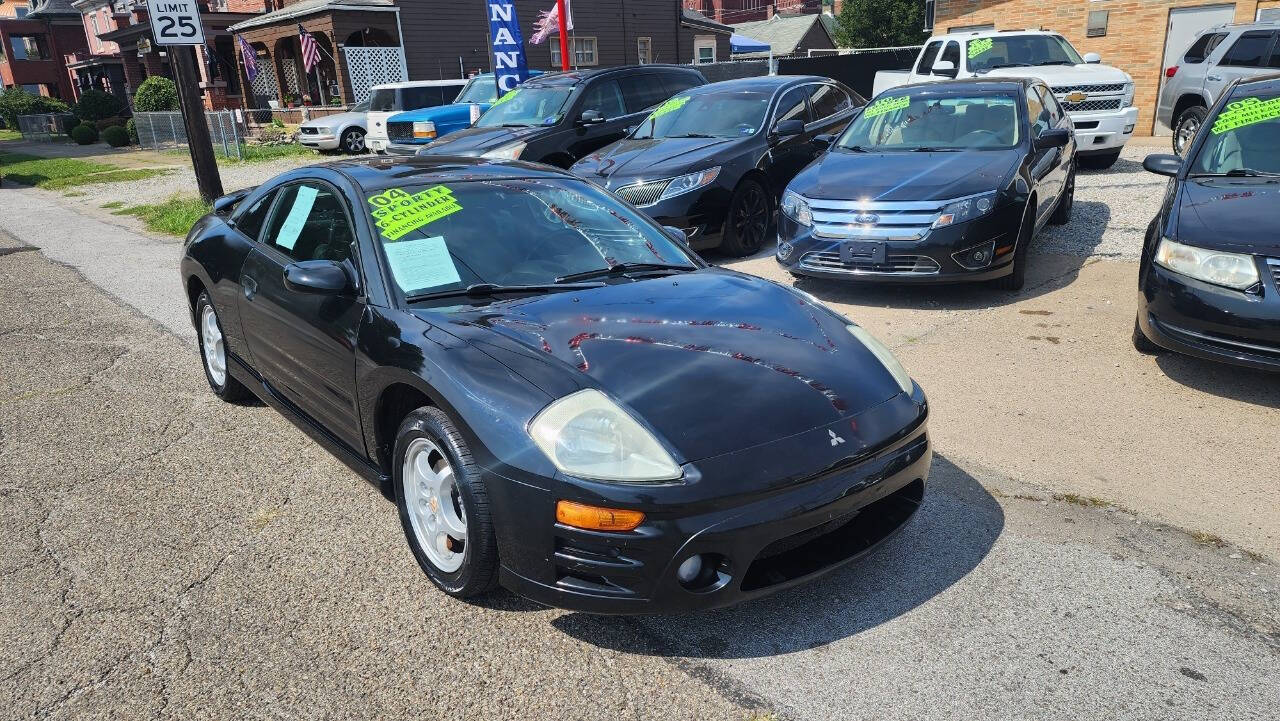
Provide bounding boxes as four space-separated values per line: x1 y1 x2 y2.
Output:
147 0 205 46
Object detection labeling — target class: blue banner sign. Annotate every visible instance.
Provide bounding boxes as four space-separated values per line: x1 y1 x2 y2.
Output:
487 1 530 93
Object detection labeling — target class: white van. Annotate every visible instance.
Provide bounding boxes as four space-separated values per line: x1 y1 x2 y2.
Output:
365 79 468 153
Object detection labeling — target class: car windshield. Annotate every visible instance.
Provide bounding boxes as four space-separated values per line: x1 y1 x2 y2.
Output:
837 93 1021 151
456 77 500 104
352 100 370 113
1189 91 1280 177
365 178 697 301
631 90 772 139
475 86 573 127
967 35 1083 72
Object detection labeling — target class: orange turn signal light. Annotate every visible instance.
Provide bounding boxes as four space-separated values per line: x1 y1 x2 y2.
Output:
555 500 645 532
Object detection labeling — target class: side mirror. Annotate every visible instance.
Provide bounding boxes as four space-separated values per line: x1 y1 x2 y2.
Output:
662 225 688 244
1142 153 1182 177
812 134 835 147
212 188 251 215
1083 52 1102 64
931 59 958 78
283 260 351 295
771 118 805 142
578 109 605 126
1034 128 1070 151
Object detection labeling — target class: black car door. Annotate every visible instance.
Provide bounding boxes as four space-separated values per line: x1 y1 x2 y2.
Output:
1024 85 1060 225
237 179 367 452
764 86 815 194
805 82 858 151
563 78 639 161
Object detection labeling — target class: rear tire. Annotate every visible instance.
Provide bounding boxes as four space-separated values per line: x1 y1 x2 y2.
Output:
1173 106 1207 156
1132 316 1164 355
989 202 1035 292
195 291 251 403
1079 150 1120 170
392 406 499 598
1049 161 1075 225
719 177 772 257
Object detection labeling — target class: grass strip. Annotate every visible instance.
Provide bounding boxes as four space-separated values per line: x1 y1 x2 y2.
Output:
112 195 211 236
0 151 118 187
40 168 168 190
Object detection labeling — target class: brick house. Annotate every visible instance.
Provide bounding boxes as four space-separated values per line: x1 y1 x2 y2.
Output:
0 0 87 99
684 0 825 25
932 0 1280 135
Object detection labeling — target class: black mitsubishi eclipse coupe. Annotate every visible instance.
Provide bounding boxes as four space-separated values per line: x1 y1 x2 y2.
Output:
179 156 931 613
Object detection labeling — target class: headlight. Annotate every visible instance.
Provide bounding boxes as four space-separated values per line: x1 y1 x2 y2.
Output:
482 142 526 160
1122 82 1135 107
658 167 720 202
933 191 997 228
780 190 812 226
846 325 912 394
412 121 437 140
1154 237 1259 290
311 126 333 135
528 389 681 482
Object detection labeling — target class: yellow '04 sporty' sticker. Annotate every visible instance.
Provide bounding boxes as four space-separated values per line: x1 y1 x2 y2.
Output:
968 37 993 59
1211 96 1280 135
648 95 690 122
864 95 910 119
368 186 463 241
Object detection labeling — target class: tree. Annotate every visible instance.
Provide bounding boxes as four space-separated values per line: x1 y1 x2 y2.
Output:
133 76 179 112
833 0 927 49
74 89 125 121
0 88 70 130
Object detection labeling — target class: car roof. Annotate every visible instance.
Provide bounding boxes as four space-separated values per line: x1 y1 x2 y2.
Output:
1229 72 1280 94
522 64 702 88
1202 20 1280 32
370 79 469 90
688 75 830 93
931 28 1064 42
326 155 577 190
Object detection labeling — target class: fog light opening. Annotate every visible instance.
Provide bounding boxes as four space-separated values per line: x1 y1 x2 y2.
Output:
777 240 795 261
675 553 729 591
952 240 997 270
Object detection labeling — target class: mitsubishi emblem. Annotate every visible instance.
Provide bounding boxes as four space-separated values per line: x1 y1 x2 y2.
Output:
829 429 846 446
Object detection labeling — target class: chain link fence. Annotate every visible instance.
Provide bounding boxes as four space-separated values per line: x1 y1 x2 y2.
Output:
133 111 244 160
16 113 78 142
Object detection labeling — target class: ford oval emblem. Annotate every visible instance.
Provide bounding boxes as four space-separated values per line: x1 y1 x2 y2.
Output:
854 212 879 224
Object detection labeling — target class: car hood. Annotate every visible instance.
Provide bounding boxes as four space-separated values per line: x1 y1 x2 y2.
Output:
983 63 1131 86
1171 180 1280 255
419 124 552 155
789 148 1021 202
573 136 739 185
434 270 907 462
301 110 363 129
389 102 491 124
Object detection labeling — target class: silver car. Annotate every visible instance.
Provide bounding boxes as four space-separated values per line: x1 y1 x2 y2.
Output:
1158 21 1280 154
296 100 370 154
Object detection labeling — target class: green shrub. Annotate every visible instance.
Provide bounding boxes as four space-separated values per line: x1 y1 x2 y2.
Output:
70 124 99 145
94 116 125 131
132 77 179 112
74 89 125 121
102 125 130 147
126 118 138 144
0 88 70 129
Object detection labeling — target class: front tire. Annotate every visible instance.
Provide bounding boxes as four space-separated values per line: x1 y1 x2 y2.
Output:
719 177 771 257
195 291 251 402
1132 316 1164 355
392 406 499 598
1080 150 1120 170
1173 106 1207 156
990 202 1035 292
340 128 366 154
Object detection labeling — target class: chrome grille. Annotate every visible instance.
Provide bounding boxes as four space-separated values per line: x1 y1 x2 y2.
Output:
386 121 414 143
808 197 953 240
1268 258 1280 286
614 179 672 207
1052 83 1125 94
1060 98 1123 113
799 250 940 276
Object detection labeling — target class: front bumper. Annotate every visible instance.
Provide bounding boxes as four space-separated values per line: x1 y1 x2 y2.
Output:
296 132 339 150
491 394 931 614
366 136 390 153
603 180 734 251
1069 106 1138 154
775 203 1023 284
1137 258 1280 371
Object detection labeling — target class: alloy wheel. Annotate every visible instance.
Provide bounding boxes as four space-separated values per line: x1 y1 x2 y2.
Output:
200 304 227 387
343 130 365 153
402 437 467 573
732 184 769 253
1175 117 1199 156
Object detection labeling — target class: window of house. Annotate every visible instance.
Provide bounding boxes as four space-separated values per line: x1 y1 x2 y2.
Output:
10 35 52 61
694 36 716 64
1218 31 1273 67
551 37 598 67
1183 32 1228 64
924 0 935 32
637 37 651 65
1086 10 1108 38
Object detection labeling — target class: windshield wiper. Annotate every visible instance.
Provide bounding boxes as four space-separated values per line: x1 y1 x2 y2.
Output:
1191 168 1280 178
500 123 533 128
667 133 719 139
909 146 960 152
555 262 695 283
987 62 1033 69
1035 60 1074 66
840 144 869 153
405 281 604 303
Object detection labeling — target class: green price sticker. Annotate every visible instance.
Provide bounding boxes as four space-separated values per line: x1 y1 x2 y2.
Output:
864 95 910 119
492 88 519 107
968 37 993 59
1211 96 1280 135
368 186 463 241
648 95 690 122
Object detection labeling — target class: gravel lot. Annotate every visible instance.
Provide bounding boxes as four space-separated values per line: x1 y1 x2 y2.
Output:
69 153 324 208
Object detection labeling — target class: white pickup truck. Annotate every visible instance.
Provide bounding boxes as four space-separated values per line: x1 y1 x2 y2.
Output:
874 30 1138 168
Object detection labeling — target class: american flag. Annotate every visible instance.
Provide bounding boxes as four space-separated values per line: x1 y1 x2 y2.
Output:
298 24 320 73
237 34 257 83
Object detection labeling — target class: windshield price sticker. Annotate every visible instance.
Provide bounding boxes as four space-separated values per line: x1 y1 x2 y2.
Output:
147 0 205 46
1211 97 1280 135
864 95 910 119
648 96 690 122
382 235 462 291
968 37 993 59
369 186 463 241
493 88 519 107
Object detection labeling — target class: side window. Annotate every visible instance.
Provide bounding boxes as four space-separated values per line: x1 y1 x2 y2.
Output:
1269 33 1280 68
401 86 444 111
1037 86 1063 123
1218 31 1272 67
578 80 626 119
262 183 355 264
1183 32 1227 63
940 41 961 68
807 83 852 121
916 41 942 73
1026 86 1050 137
773 87 809 125
618 74 669 114
233 190 275 242
662 73 702 96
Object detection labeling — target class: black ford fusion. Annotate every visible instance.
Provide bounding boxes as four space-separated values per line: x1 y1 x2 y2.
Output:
570 76 864 257
179 156 931 613
776 78 1075 291
1133 74 1280 371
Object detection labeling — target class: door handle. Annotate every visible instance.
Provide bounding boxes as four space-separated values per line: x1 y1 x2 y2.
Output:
243 275 258 300
1207 75 1222 82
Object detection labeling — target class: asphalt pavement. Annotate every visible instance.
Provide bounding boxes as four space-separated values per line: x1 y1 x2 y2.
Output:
2 147 1279 719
